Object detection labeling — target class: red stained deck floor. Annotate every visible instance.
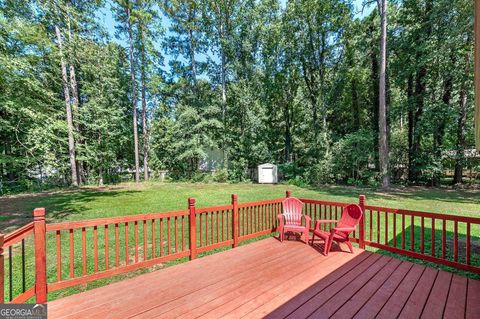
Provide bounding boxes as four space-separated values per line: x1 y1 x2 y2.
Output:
49 237 480 319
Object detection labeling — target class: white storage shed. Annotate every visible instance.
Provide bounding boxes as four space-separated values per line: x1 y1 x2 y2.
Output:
257 163 278 184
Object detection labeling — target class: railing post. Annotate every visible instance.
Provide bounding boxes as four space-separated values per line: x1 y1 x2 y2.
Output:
33 208 47 303
286 190 291 198
358 195 366 249
232 194 239 248
0 234 4 303
188 198 197 260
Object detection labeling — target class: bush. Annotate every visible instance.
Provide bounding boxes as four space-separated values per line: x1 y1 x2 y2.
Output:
227 158 250 182
213 169 229 182
278 162 304 181
304 129 376 186
330 129 375 185
303 154 335 185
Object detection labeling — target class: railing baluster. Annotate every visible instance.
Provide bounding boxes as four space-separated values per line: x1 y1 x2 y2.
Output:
167 217 171 255
8 246 12 301
410 215 414 251
159 218 163 256
377 210 380 243
255 205 258 233
82 227 87 275
69 228 75 278
385 211 388 245
466 222 471 265
125 222 129 265
210 213 213 244
216 211 219 242
134 221 139 263
152 219 156 258
454 221 458 262
245 207 248 236
182 216 185 251
56 230 62 281
21 239 25 293
115 223 119 267
104 224 109 270
442 219 446 259
249 206 253 234
143 219 147 261
393 213 397 248
322 205 326 230
431 218 435 257
262 205 266 230
199 214 203 246
222 211 225 241
421 217 424 254
175 216 179 252
369 209 373 241
93 226 98 272
401 214 405 250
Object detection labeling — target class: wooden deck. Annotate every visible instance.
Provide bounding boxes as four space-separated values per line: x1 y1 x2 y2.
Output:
49 237 480 319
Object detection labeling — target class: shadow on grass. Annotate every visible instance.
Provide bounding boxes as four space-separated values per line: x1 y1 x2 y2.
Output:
0 189 141 233
301 184 480 205
369 221 480 280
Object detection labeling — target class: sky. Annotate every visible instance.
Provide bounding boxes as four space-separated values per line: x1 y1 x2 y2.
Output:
95 0 375 72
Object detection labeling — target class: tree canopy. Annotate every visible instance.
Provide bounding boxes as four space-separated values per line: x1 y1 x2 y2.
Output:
0 0 478 193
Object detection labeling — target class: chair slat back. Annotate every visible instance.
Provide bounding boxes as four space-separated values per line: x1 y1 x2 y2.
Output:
337 204 363 234
282 197 304 226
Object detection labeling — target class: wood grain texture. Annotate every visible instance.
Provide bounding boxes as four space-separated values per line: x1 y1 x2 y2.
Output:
47 237 479 319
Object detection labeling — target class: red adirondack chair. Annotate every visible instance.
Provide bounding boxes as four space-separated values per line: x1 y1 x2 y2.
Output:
278 197 311 244
311 204 363 255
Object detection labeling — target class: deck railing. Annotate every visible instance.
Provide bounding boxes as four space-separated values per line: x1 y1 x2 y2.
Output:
1 191 479 304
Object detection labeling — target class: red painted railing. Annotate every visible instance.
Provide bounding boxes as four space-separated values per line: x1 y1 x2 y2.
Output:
1 191 478 304
1 222 35 303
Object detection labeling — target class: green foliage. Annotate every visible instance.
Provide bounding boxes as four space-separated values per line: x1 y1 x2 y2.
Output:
1 0 478 190
330 129 376 185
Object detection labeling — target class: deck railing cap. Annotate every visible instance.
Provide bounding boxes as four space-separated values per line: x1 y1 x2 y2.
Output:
33 208 45 220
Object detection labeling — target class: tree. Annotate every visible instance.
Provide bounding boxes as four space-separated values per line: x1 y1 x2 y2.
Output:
377 0 390 188
136 0 162 181
55 24 78 186
113 0 140 183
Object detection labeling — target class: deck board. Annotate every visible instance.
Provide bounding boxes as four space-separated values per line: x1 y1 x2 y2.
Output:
48 237 480 319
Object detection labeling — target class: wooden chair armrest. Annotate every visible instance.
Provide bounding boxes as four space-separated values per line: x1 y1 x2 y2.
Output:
333 227 356 233
314 219 337 230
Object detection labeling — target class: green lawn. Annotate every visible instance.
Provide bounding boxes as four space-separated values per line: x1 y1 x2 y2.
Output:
1 182 479 302
1 182 479 233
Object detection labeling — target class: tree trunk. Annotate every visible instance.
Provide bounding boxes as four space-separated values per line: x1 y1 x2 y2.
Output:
407 74 415 182
283 99 292 163
126 6 140 183
188 27 197 88
377 0 390 189
369 23 380 170
453 50 471 184
67 13 82 185
141 28 149 181
432 65 453 186
219 19 228 168
348 46 360 131
55 25 78 187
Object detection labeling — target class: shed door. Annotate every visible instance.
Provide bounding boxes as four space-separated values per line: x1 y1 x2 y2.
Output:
261 167 274 183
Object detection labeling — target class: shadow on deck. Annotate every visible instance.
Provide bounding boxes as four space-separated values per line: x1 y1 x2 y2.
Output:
48 237 480 319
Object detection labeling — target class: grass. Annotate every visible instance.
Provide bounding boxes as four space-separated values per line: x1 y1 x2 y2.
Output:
0 181 479 302
2 182 479 232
